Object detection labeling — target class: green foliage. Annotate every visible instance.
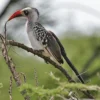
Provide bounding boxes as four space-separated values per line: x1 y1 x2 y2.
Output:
19 82 100 99
19 71 100 99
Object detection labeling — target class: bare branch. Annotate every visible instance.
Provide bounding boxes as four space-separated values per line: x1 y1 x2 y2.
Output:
9 76 13 100
0 35 30 100
7 39 75 83
33 67 39 86
20 72 26 83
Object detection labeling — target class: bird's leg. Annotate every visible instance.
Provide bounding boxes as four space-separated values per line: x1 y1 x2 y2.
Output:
33 49 49 64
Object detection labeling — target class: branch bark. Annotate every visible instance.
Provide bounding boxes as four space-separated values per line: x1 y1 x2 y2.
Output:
7 40 75 83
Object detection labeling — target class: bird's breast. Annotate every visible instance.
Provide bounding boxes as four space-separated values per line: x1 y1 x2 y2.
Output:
26 22 43 50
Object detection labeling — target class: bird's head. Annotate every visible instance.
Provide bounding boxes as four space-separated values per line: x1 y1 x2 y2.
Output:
7 7 39 22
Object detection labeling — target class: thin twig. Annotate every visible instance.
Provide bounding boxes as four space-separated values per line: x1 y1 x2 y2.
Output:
68 91 78 100
33 67 39 86
20 72 26 83
9 76 13 100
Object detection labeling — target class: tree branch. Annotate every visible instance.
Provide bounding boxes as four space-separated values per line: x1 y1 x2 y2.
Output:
7 39 75 83
0 35 30 100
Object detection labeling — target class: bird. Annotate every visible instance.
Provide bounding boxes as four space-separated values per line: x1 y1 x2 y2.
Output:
7 7 84 83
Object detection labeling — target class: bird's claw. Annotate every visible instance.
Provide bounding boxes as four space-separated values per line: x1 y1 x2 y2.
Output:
37 50 44 54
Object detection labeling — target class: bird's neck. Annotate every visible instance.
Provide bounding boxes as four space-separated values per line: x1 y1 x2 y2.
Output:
27 20 38 29
26 20 39 33
27 14 39 23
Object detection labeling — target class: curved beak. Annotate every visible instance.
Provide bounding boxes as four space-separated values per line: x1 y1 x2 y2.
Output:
7 10 23 21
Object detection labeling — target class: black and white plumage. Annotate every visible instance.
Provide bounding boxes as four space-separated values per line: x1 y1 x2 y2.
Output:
7 7 85 83
27 21 63 64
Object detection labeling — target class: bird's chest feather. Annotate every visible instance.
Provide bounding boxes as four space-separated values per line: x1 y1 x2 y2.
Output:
26 23 44 50
33 24 50 47
27 22 51 49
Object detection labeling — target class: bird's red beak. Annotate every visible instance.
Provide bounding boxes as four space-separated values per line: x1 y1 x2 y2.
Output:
7 10 23 21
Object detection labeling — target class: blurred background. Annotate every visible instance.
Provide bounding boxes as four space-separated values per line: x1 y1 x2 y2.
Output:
0 0 100 99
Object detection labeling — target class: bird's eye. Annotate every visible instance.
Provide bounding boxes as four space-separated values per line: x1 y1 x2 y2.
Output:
24 10 29 16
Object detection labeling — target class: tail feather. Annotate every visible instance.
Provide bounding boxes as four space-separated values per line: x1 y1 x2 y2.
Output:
49 30 85 84
63 54 85 83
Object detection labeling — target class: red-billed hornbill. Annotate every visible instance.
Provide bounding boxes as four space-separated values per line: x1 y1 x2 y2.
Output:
7 7 84 83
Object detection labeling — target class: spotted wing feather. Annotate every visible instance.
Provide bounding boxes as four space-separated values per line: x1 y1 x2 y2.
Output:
33 23 63 64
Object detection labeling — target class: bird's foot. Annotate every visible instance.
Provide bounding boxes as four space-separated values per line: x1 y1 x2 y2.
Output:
38 49 44 52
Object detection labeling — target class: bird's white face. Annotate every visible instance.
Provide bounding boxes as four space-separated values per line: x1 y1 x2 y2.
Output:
7 7 39 22
21 7 33 17
22 7 39 20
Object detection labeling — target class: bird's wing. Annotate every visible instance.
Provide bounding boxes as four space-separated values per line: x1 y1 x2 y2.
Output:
46 31 63 64
48 31 67 57
34 22 63 64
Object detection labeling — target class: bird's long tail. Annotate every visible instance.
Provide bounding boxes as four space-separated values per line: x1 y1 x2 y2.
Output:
62 53 85 83
49 30 85 84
